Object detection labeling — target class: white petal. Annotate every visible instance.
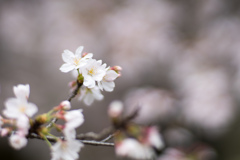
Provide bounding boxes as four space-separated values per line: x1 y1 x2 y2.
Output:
105 70 119 81
84 93 94 106
97 81 103 91
102 81 115 92
75 46 84 57
60 63 75 73
83 76 96 88
13 84 30 100
25 102 38 117
62 50 74 63
92 88 104 100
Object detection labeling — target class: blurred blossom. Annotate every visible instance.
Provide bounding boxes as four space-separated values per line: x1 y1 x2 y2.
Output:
124 87 177 125
158 144 216 160
172 59 235 137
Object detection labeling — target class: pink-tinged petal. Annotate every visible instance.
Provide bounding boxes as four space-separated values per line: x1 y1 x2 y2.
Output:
60 63 75 73
62 50 74 63
102 81 115 92
75 46 84 58
13 84 30 100
83 53 93 59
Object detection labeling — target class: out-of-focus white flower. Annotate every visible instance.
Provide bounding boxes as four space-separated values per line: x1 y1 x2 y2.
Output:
9 134 28 150
60 100 71 110
64 109 84 130
146 127 164 150
16 115 30 135
3 97 38 119
79 86 104 106
108 100 123 118
51 139 84 160
3 84 38 119
98 69 119 92
116 138 156 159
59 46 93 73
82 59 107 88
13 84 30 101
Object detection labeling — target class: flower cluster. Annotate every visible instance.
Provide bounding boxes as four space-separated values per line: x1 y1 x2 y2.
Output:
0 84 85 160
108 101 164 159
2 84 38 149
60 46 121 106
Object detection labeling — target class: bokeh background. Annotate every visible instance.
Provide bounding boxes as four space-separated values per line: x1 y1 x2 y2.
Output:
0 0 240 159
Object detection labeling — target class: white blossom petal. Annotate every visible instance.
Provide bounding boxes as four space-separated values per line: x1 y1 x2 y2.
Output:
75 46 84 58
62 50 74 63
60 63 75 73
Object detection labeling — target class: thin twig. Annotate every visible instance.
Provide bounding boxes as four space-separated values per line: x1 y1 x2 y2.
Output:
76 126 114 141
28 133 114 147
68 80 82 102
101 134 114 142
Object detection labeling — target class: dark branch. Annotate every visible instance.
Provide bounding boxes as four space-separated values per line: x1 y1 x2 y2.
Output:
68 80 82 102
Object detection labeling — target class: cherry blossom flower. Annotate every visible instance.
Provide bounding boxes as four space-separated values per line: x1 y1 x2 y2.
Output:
9 134 28 150
78 86 104 106
64 109 84 130
3 97 38 119
51 139 84 160
98 69 119 92
13 84 30 101
82 59 107 88
3 84 38 119
116 138 156 159
59 46 93 73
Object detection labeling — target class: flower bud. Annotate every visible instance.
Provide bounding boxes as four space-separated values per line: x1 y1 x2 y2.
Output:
108 100 123 118
60 100 71 110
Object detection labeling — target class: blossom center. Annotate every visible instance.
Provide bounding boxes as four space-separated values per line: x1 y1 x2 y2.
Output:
73 58 81 66
88 67 97 76
19 106 26 113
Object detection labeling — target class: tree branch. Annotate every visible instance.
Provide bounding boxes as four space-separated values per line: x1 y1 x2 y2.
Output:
28 133 114 147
